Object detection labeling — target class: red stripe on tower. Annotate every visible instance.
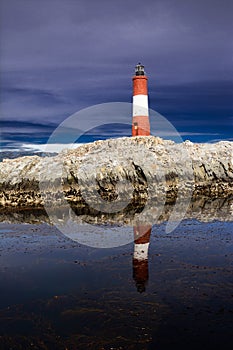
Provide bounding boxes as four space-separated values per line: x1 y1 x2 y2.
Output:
132 63 151 136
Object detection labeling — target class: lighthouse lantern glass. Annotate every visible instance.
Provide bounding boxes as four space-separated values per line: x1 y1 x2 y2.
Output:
135 63 145 76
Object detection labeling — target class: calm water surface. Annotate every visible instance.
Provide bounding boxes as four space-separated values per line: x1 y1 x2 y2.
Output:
0 219 232 349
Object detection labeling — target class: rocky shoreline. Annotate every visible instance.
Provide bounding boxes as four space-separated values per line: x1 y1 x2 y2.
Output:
0 136 232 209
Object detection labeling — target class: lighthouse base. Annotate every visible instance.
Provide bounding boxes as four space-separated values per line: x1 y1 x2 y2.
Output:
132 116 150 136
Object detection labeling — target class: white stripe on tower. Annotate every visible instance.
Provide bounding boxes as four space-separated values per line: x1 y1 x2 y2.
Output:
133 224 151 261
134 242 150 260
133 95 149 117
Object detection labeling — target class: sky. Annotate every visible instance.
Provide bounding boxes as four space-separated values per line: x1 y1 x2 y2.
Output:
0 0 232 151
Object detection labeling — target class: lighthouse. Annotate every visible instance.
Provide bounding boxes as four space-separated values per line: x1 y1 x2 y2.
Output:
133 224 152 293
132 63 151 136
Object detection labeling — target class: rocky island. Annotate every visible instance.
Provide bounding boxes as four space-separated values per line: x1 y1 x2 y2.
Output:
0 137 232 213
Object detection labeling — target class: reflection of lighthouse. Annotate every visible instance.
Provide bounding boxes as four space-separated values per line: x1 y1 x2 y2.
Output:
132 63 151 136
133 224 152 293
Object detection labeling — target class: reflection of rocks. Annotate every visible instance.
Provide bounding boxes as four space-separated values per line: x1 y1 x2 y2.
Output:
0 137 232 208
0 197 232 225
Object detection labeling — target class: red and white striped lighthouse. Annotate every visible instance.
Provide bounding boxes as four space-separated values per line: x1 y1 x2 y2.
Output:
132 63 151 136
133 224 152 293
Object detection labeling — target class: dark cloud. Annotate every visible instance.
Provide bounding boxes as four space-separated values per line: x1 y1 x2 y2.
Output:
0 0 232 148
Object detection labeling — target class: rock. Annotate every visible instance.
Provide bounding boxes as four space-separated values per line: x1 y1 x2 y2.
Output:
0 136 232 208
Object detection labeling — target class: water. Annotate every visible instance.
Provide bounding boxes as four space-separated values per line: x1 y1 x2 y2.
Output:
0 214 232 349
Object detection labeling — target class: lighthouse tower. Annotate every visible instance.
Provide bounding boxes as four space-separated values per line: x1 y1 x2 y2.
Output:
132 63 150 136
133 224 152 293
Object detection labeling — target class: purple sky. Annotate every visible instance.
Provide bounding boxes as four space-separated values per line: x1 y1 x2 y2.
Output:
0 0 233 150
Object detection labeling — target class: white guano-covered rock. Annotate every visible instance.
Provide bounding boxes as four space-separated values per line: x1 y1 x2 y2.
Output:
0 136 232 208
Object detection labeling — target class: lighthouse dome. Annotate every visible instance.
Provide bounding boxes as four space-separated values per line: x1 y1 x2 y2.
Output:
135 63 145 76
